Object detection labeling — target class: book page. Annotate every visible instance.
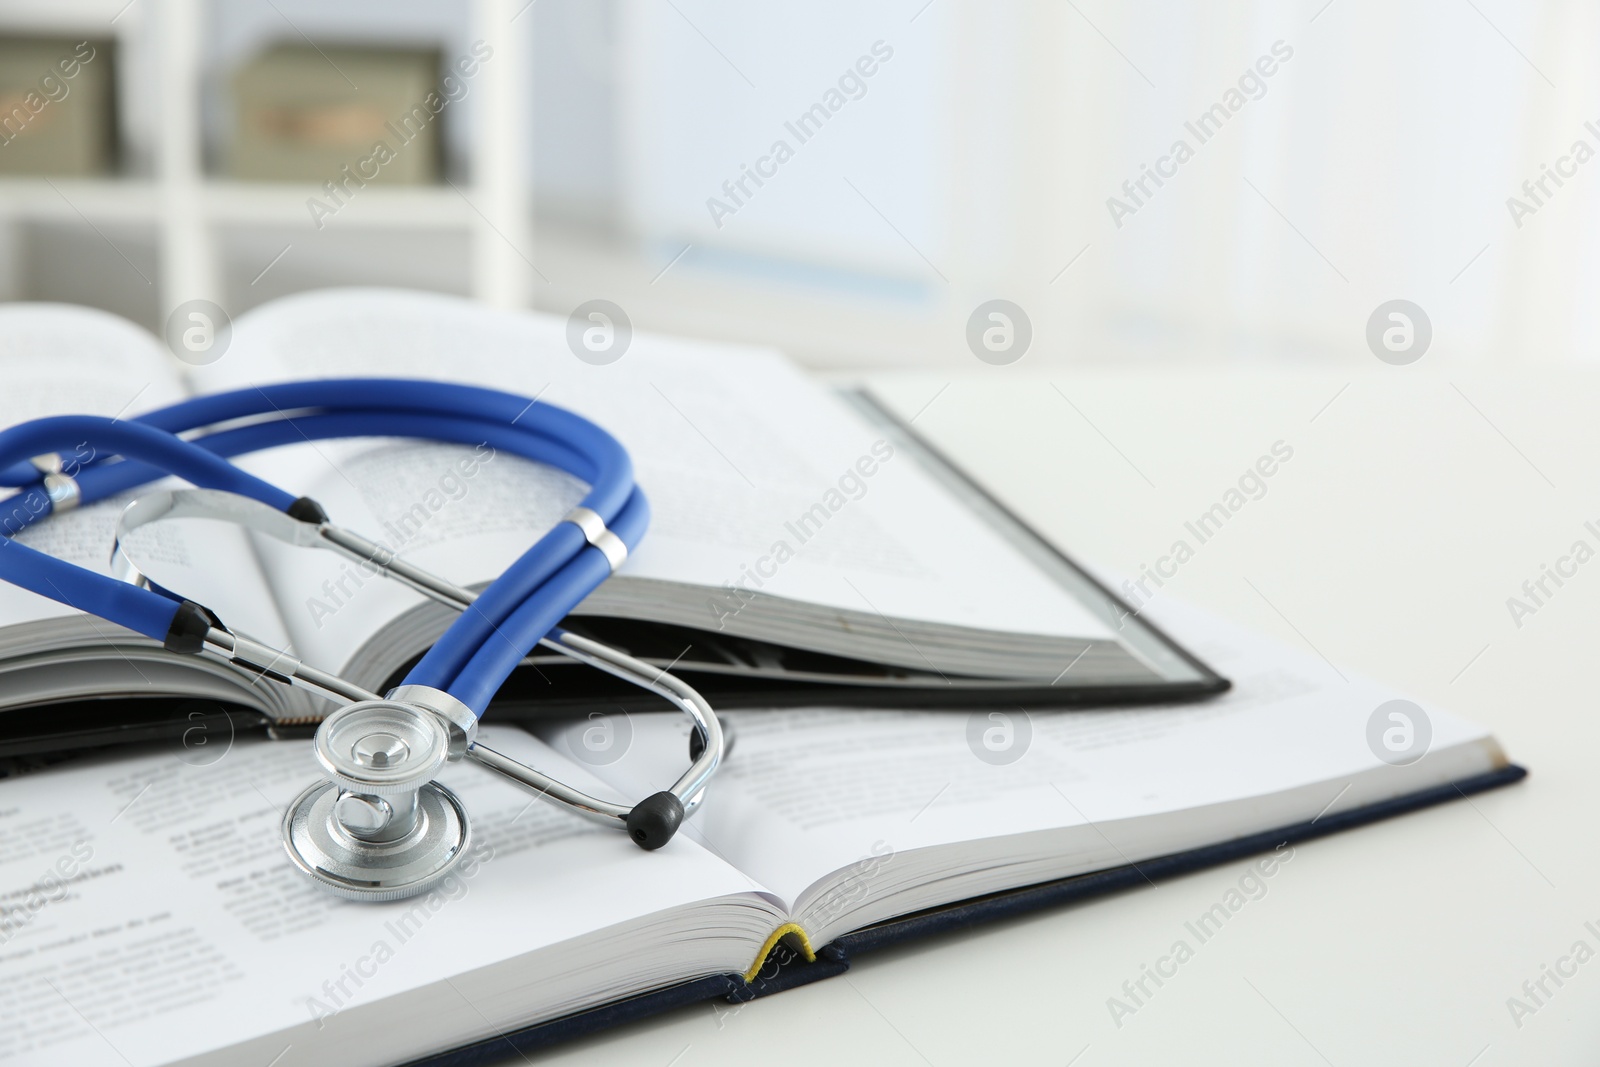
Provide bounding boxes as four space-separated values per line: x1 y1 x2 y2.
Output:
542 591 1496 932
0 726 773 1067
186 288 1111 675
0 306 290 652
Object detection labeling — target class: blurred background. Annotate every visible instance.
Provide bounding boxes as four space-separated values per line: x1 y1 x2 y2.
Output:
0 0 1592 369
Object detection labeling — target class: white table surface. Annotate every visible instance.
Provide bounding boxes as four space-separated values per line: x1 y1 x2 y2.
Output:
510 366 1597 1067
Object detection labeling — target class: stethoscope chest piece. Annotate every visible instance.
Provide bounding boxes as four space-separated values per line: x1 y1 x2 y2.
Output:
281 700 471 902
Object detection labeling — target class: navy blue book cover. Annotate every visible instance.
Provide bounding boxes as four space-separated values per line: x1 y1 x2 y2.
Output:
405 762 1525 1067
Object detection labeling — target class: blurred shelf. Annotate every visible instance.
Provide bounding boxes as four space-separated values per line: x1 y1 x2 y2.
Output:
0 178 159 224
204 180 477 228
0 178 480 228
0 0 532 309
0 0 139 34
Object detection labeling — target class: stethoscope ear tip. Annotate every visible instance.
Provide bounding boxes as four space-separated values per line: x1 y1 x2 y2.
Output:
625 791 684 850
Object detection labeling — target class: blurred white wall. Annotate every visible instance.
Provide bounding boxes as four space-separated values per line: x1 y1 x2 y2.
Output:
614 0 1600 368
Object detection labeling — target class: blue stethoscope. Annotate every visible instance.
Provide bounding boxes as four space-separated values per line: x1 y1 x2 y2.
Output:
0 379 724 901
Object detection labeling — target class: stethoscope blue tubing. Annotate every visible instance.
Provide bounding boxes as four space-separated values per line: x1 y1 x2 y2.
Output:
0 380 643 715
1 379 636 508
0 379 636 517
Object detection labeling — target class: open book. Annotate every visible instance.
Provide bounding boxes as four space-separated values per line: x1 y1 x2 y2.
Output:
0 590 1518 1067
0 290 1222 756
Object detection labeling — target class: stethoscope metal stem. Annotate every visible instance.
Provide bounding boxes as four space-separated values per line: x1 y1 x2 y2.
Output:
201 627 381 706
540 628 719 811
465 740 630 825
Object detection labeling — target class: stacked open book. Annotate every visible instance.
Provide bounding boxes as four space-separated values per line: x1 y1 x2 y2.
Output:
0 290 1221 754
0 292 1520 1067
